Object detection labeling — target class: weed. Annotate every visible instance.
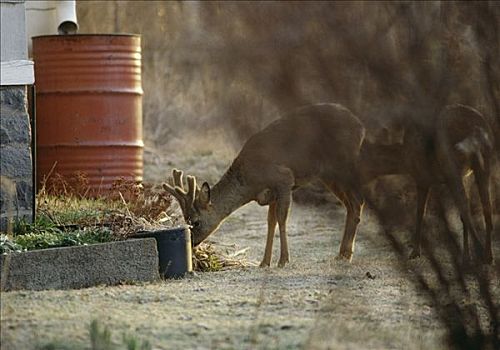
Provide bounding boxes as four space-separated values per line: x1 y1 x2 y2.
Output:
123 334 152 350
37 320 151 350
89 319 114 350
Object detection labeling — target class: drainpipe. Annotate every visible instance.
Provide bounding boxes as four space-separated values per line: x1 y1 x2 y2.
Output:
25 0 78 55
25 0 77 216
55 0 78 34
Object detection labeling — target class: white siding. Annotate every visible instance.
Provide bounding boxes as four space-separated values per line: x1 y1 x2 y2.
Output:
0 0 34 85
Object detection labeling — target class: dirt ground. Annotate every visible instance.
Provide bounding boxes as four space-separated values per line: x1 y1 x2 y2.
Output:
1 133 498 350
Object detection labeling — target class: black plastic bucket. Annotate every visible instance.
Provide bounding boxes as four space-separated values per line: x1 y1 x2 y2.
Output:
132 226 192 279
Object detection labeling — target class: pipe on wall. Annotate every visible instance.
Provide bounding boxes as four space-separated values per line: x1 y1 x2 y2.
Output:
25 0 78 55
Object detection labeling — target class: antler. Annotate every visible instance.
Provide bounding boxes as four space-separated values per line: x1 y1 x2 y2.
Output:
162 169 198 214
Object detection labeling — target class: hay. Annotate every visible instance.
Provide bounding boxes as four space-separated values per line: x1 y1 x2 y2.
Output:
193 243 257 272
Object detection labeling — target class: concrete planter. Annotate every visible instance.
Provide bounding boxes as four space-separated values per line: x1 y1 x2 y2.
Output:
0 238 159 291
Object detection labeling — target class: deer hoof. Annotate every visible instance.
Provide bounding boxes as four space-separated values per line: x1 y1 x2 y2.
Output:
277 258 289 268
259 260 270 268
335 252 352 262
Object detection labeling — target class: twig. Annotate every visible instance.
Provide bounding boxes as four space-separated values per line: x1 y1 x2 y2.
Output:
118 191 133 218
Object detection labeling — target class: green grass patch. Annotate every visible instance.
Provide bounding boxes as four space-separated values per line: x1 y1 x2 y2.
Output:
0 208 115 253
36 319 152 350
12 228 113 251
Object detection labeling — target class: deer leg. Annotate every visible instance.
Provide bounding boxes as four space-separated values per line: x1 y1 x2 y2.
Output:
323 182 364 261
444 170 483 263
460 215 470 265
474 165 493 264
276 191 292 267
338 193 364 261
260 201 277 267
409 185 429 259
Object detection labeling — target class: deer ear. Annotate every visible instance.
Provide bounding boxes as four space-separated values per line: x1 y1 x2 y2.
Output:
199 182 211 207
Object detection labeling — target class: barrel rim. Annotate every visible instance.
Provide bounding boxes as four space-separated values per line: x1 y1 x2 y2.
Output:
32 34 141 40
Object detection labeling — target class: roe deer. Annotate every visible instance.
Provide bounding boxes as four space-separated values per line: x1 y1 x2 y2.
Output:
359 104 495 264
163 103 366 267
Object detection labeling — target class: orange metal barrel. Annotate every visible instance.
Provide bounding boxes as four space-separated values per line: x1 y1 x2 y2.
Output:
32 34 143 193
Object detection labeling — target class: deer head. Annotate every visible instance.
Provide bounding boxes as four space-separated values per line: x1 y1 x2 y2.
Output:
162 169 221 246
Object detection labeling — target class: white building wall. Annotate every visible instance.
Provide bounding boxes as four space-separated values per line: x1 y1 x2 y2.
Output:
0 0 34 86
1 0 28 62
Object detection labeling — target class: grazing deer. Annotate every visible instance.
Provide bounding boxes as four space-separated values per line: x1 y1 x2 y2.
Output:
163 103 366 267
359 104 495 264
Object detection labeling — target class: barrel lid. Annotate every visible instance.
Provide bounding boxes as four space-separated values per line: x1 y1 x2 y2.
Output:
32 33 141 39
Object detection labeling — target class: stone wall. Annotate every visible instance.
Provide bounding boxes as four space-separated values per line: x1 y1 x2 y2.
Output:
0 86 33 232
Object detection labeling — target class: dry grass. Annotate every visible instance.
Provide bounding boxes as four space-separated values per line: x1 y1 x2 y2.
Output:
38 173 175 238
193 243 257 272
20 173 254 272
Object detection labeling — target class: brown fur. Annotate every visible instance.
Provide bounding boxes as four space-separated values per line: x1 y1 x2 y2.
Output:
359 104 495 263
164 103 366 267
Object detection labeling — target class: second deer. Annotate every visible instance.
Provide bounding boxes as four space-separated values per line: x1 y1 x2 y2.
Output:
163 103 366 267
359 104 495 264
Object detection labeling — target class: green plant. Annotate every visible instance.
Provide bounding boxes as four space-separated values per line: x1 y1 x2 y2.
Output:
12 228 114 251
123 334 152 350
37 320 152 350
0 234 24 254
13 231 66 250
13 215 61 236
90 319 114 350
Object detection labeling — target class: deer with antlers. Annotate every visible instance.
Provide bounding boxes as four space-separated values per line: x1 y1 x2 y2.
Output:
163 103 366 267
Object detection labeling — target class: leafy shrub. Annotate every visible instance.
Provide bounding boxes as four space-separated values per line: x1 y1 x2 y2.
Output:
12 228 113 251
